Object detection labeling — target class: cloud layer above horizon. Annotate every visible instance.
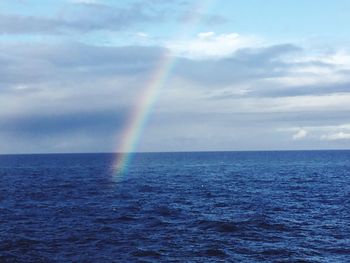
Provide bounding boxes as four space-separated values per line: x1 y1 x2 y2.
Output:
1 0 350 153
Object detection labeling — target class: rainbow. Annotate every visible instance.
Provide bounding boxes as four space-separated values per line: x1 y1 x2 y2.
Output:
114 52 174 175
113 0 214 178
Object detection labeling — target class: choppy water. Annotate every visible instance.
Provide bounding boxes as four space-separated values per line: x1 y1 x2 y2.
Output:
0 151 350 262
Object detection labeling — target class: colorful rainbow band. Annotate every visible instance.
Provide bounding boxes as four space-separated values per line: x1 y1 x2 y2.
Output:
113 0 215 178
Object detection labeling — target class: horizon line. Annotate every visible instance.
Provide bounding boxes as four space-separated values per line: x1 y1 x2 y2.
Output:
0 148 349 156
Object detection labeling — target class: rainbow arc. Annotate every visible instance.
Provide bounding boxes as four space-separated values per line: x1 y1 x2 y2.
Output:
113 0 215 178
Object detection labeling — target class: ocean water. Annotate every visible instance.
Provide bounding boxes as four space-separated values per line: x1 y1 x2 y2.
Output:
0 151 350 262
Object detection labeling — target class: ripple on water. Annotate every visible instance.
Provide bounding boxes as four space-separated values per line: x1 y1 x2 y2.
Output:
0 151 350 262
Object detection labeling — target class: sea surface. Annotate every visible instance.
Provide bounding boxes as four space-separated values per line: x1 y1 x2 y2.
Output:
0 151 350 262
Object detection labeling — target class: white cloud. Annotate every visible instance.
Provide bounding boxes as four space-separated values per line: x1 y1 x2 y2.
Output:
262 48 350 88
197 31 215 39
292 128 308 140
166 32 261 58
321 132 350 141
321 50 350 70
136 32 149 38
266 67 350 87
266 93 350 113
280 123 350 143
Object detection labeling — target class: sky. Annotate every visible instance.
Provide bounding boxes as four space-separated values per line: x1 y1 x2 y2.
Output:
1 0 350 154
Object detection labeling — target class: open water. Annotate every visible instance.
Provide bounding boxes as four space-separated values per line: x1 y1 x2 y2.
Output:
0 151 350 262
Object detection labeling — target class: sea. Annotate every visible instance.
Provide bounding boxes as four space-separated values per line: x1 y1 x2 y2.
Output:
0 150 349 262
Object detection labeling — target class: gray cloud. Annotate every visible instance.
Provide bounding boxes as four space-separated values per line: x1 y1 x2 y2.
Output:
1 1 349 153
0 0 228 36
175 44 301 85
0 14 63 34
0 42 167 90
0 110 126 136
0 1 175 35
63 1 167 32
0 39 349 153
255 82 350 98
0 42 167 152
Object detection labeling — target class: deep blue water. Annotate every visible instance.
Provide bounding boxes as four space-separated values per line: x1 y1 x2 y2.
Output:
0 151 350 262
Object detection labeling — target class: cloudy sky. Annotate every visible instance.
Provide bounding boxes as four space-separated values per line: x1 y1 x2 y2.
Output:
1 0 350 154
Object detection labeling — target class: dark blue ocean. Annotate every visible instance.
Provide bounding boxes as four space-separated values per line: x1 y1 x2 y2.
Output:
1 151 350 262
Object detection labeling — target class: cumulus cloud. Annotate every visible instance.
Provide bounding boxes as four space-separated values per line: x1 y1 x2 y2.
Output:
280 123 350 146
167 32 261 58
172 38 350 102
321 132 350 141
292 129 308 140
0 29 350 152
1 0 350 153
